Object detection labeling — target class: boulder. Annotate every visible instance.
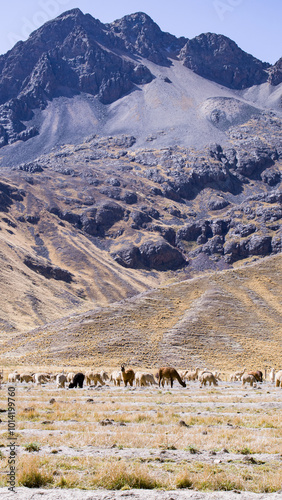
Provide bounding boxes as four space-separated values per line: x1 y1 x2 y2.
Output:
139 239 186 270
111 244 141 268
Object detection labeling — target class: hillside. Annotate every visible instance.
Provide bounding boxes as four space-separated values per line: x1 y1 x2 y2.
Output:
0 8 281 363
1 254 281 370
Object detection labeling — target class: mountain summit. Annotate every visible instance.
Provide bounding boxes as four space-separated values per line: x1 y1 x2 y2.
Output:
0 8 281 151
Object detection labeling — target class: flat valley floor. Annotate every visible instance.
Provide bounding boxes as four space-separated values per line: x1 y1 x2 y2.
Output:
0 377 281 499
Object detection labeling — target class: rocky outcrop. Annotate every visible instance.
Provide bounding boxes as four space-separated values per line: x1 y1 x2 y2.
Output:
0 181 25 212
112 239 186 271
23 256 73 282
224 235 273 263
179 33 269 89
81 201 125 236
268 57 282 86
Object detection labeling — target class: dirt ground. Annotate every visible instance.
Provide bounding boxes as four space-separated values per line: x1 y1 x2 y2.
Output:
0 486 282 499
0 375 281 498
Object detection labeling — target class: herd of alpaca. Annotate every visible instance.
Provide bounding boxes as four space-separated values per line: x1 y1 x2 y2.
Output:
6 366 282 389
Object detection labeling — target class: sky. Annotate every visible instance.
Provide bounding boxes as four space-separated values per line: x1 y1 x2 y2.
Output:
0 0 281 64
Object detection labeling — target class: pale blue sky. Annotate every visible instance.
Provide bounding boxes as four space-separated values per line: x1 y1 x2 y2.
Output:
0 0 281 64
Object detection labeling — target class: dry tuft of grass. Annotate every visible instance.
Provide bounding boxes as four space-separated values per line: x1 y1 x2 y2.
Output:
92 460 165 490
17 456 53 488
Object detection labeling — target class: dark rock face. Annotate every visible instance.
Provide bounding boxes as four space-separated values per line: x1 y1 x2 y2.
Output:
224 235 273 263
235 146 276 178
23 256 73 282
81 201 124 236
268 57 282 85
139 240 186 270
108 12 186 66
176 222 213 244
208 198 230 211
112 244 141 268
179 33 269 89
131 210 151 229
0 181 25 212
272 231 282 253
112 239 186 271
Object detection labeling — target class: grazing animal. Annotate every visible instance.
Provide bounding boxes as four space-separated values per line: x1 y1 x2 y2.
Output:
248 370 263 383
69 372 85 388
67 372 75 384
85 371 105 386
230 368 246 381
275 370 282 387
158 367 186 388
242 373 257 387
140 373 157 386
121 364 135 387
184 367 200 381
199 371 218 387
33 373 49 385
8 372 20 383
135 372 157 386
110 371 122 386
56 374 67 388
100 370 109 382
134 372 143 387
269 368 275 383
20 373 33 383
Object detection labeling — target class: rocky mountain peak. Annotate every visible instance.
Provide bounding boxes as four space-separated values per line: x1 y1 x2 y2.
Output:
56 7 84 19
108 11 186 65
179 32 269 89
0 9 280 150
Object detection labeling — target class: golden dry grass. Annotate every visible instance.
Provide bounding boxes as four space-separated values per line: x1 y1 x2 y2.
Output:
1 254 281 371
0 376 281 491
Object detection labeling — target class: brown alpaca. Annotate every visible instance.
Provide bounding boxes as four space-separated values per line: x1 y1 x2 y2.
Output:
121 364 135 387
248 370 263 382
158 367 186 388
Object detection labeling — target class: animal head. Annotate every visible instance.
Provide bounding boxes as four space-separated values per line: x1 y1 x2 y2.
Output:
121 364 125 372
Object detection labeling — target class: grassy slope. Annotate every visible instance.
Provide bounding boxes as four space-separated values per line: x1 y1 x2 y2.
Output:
1 254 281 371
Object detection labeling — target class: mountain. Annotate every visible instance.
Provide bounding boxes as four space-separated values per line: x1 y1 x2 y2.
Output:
0 8 281 152
0 8 281 356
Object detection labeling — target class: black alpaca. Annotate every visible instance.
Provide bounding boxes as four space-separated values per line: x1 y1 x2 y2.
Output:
69 372 85 388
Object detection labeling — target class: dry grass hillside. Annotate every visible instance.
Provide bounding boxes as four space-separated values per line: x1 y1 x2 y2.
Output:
1 254 281 371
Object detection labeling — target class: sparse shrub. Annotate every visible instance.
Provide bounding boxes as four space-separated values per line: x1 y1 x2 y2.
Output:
24 442 41 452
240 446 252 455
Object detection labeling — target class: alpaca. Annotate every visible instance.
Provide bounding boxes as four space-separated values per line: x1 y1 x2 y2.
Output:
69 372 85 388
121 364 135 387
199 371 218 387
158 367 186 388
